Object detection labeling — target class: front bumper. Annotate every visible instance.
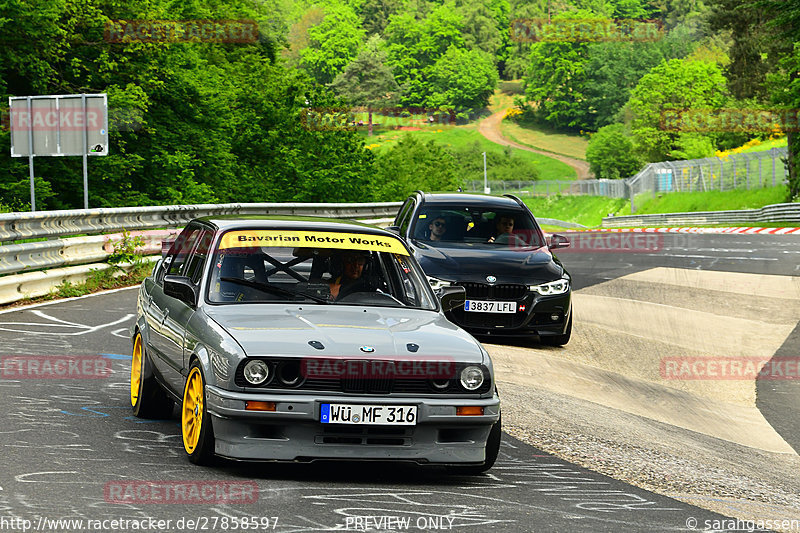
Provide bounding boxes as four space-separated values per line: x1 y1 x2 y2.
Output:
447 291 571 338
205 386 500 464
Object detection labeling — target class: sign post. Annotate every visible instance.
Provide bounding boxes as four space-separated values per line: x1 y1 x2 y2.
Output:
9 94 108 211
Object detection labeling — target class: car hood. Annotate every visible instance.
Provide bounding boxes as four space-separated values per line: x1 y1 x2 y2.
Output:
204 305 485 363
412 241 564 284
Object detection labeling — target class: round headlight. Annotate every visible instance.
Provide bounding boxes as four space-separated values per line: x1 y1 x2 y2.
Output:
460 366 485 391
243 360 270 385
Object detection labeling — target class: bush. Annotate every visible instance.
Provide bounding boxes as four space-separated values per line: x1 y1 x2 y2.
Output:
371 136 459 201
108 229 146 267
586 124 642 179
445 141 539 183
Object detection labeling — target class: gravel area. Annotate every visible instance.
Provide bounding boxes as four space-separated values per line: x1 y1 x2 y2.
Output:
498 380 800 531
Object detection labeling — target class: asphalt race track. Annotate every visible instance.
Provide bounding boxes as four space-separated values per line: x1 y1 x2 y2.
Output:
0 231 797 533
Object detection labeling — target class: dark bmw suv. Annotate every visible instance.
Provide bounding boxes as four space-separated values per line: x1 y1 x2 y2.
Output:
391 192 572 345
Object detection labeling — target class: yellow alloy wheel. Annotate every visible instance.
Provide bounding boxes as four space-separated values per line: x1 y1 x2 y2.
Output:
182 367 205 454
131 335 143 407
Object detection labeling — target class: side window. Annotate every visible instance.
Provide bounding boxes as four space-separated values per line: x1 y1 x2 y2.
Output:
394 198 412 228
398 200 416 237
185 230 214 284
166 227 201 277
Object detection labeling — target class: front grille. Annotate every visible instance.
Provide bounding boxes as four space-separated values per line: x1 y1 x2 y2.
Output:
457 282 527 300
235 359 491 395
342 377 393 394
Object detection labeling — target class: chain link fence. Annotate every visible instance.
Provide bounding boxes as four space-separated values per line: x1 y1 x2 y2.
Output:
464 147 789 212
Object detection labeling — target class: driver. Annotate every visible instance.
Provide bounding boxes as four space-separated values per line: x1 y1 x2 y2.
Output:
329 250 369 300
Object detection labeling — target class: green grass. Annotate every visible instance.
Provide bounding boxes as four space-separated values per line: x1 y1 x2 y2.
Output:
739 137 788 153
500 119 589 161
362 126 577 181
618 186 791 216
524 195 629 227
522 186 792 227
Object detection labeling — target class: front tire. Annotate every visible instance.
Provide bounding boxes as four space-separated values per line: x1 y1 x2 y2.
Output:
182 361 216 465
131 333 174 419
539 313 572 346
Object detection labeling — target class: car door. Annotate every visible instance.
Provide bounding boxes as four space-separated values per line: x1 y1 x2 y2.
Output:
147 225 202 393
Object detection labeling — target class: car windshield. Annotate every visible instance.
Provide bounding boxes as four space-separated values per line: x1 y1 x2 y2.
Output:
206 228 437 310
410 205 544 249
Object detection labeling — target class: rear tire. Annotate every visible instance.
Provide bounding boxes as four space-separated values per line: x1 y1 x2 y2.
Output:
447 414 501 475
539 313 572 346
131 333 174 419
182 361 216 465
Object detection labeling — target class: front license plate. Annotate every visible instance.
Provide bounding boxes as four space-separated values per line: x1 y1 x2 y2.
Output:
320 403 417 425
464 300 517 313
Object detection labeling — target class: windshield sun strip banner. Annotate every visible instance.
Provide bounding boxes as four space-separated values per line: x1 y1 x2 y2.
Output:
218 230 409 255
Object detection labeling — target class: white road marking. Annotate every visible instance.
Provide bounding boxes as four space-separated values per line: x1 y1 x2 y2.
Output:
0 311 133 336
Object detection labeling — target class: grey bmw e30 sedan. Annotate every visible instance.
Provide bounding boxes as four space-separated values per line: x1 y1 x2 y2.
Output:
131 215 501 472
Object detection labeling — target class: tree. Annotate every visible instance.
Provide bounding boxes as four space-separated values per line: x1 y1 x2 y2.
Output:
299 2 365 85
359 0 404 34
426 46 498 115
625 58 729 161
522 11 594 130
371 136 459 201
582 27 694 131
585 124 642 179
707 0 771 100
330 35 401 136
0 0 375 209
459 0 507 58
384 3 465 106
751 0 800 201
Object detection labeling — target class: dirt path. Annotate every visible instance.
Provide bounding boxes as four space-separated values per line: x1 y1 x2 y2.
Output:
478 109 593 180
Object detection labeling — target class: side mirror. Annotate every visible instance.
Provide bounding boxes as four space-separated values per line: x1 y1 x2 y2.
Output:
384 225 401 235
549 234 571 250
164 275 198 306
438 285 466 312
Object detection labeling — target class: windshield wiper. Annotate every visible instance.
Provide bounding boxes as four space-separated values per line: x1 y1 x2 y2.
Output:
219 277 330 304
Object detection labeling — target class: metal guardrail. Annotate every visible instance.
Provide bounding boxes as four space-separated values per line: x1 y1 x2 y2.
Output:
602 202 800 227
0 201 402 243
0 202 402 278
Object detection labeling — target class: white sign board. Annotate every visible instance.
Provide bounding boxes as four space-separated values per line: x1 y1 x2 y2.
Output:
9 94 108 157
